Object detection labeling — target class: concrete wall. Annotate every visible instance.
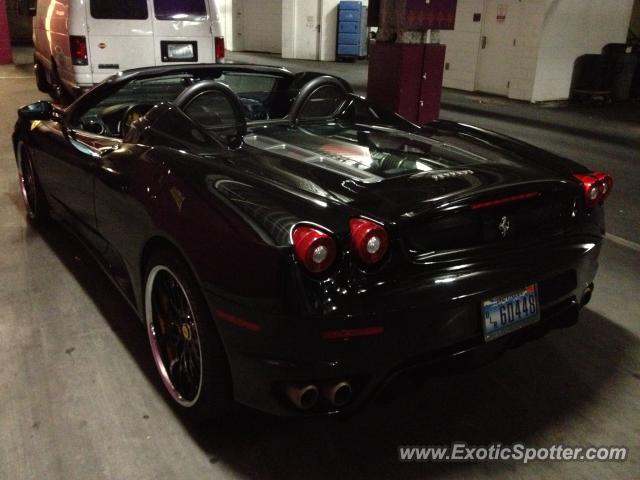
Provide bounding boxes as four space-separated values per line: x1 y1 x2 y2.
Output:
281 0 297 58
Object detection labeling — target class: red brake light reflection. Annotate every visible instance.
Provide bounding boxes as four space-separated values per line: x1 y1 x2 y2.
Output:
470 192 539 210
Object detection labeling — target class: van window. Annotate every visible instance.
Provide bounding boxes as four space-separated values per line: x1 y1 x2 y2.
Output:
154 0 207 20
90 0 148 19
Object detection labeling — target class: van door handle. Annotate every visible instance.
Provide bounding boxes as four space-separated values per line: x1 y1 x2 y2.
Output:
481 36 487 49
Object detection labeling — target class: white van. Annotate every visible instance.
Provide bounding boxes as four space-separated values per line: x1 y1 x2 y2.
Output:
19 0 225 99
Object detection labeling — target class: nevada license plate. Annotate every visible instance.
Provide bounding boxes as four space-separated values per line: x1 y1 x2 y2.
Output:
482 284 540 341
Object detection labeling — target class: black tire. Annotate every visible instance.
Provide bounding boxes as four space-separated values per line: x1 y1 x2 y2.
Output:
34 60 51 94
50 62 74 106
17 143 50 224
144 249 233 420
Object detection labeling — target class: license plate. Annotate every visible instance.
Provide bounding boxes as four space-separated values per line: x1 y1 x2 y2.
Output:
167 43 195 60
482 284 540 341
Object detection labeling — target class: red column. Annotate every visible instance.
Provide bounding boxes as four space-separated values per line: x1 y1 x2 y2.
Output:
0 0 12 64
367 43 446 125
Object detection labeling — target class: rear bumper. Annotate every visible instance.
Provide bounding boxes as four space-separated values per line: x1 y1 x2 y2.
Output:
205 235 602 416
228 297 582 416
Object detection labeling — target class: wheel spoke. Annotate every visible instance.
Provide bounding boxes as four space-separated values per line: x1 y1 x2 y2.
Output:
148 268 203 406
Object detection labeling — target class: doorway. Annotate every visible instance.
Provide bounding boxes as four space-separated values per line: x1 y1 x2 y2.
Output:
240 0 283 54
475 0 521 95
287 0 321 60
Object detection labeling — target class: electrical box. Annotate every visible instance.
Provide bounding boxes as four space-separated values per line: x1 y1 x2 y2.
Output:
337 1 368 61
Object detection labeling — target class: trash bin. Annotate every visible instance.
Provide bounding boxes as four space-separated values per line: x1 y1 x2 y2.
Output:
570 54 614 101
602 43 631 55
602 44 638 101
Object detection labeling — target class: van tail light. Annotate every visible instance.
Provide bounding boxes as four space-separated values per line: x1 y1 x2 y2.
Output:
292 226 337 274
214 36 225 62
350 218 389 266
574 172 613 208
70 36 88 66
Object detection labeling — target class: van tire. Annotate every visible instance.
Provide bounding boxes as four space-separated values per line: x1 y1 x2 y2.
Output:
34 60 51 94
50 61 74 106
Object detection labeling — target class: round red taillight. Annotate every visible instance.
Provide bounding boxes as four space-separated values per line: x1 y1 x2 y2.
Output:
350 218 389 266
594 171 613 201
292 226 337 274
574 172 613 208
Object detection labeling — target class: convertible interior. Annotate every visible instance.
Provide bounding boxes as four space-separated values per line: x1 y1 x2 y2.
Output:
74 70 352 139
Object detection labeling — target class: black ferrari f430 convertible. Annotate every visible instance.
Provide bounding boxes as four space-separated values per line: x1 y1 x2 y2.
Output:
13 64 612 417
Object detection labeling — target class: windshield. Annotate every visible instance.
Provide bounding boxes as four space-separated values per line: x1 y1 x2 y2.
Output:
154 0 208 20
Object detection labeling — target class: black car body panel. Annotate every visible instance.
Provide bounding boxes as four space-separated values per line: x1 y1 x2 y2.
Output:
13 64 606 415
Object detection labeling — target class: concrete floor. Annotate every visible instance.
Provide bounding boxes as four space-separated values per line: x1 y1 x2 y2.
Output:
1 51 639 479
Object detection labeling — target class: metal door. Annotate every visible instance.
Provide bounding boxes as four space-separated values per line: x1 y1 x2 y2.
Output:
294 0 321 60
241 0 282 53
475 0 520 95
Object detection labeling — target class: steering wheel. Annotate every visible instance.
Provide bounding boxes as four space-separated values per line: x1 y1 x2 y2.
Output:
120 104 151 138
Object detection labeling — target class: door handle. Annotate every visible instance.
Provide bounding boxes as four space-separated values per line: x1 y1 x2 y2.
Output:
481 36 487 49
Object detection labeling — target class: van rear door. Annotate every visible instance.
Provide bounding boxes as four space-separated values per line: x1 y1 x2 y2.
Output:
150 0 218 65
84 0 156 83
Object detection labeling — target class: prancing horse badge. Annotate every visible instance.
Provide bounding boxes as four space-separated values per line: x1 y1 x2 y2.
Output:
499 216 510 237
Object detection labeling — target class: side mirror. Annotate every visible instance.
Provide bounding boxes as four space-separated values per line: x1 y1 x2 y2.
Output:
18 101 55 122
17 0 36 16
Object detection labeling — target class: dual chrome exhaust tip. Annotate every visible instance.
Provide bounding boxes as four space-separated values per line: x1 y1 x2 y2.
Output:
286 384 320 411
286 381 353 411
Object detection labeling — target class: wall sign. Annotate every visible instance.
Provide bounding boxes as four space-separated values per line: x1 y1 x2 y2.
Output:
497 4 508 22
